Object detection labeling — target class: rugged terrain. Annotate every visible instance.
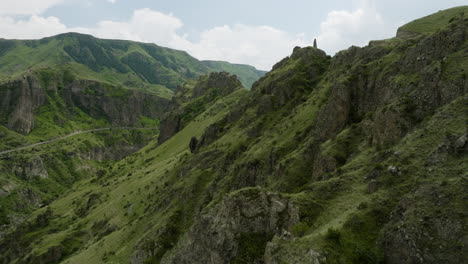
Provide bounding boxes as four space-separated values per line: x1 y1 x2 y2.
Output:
0 6 467 264
0 33 264 243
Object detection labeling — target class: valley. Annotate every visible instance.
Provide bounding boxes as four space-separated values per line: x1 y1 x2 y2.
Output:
0 5 467 264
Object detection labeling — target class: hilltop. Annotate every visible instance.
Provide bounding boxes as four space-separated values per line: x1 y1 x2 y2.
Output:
0 32 265 91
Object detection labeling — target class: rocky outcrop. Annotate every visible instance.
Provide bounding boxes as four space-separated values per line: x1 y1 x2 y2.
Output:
15 188 42 210
426 133 468 165
0 76 47 134
0 77 171 134
264 239 323 264
158 72 242 144
162 188 299 264
380 180 468 264
64 80 170 126
13 157 48 180
158 114 181 144
252 47 330 113
192 72 243 98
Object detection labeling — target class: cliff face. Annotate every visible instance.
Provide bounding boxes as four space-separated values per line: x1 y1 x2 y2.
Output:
163 188 299 264
64 80 171 126
157 72 243 144
0 75 171 134
0 76 47 134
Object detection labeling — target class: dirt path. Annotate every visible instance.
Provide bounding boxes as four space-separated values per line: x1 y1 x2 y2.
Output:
0 127 155 156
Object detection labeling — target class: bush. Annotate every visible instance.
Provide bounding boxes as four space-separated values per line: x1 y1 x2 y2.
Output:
292 222 310 237
325 228 342 244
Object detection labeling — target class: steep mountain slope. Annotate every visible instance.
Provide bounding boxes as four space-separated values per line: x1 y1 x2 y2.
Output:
0 32 264 228
0 6 467 264
0 33 265 90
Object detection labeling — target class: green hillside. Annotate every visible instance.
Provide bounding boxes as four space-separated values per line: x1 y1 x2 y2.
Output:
0 32 265 92
398 5 468 35
0 6 467 264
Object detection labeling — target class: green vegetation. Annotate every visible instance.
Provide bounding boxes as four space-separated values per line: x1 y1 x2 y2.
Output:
232 233 272 263
0 32 265 95
399 5 468 34
0 6 467 264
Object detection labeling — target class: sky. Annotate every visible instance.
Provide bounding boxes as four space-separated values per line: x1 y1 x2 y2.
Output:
0 0 466 70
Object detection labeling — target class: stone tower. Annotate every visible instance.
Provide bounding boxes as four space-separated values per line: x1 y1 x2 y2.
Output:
313 38 317 48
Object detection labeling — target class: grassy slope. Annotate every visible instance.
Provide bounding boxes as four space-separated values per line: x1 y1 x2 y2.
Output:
399 5 468 34
0 67 163 227
19 89 248 263
269 96 467 262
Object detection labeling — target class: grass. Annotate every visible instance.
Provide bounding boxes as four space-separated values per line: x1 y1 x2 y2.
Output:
12 87 247 263
0 33 264 96
399 6 468 34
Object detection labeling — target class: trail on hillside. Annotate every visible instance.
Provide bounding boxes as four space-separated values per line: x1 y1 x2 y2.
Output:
0 127 155 155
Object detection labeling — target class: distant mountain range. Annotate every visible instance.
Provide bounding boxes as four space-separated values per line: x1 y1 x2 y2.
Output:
0 32 266 92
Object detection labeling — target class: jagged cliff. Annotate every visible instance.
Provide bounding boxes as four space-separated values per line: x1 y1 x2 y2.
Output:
158 71 243 144
0 75 171 134
0 6 467 264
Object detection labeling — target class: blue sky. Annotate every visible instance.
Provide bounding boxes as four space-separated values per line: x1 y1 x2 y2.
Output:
0 0 466 70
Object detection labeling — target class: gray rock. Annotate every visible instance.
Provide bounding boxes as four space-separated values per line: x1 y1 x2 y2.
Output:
162 188 299 264
13 157 48 180
387 166 401 176
454 134 467 153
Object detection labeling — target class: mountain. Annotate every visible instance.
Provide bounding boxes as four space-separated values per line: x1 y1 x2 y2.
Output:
201 60 266 90
0 32 265 91
0 6 467 264
0 32 263 241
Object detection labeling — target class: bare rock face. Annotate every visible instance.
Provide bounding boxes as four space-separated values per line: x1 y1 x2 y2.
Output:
0 77 171 134
162 188 299 264
15 188 42 210
427 133 468 165
157 114 181 144
253 47 330 114
13 157 49 180
264 239 323 264
0 76 47 134
64 80 171 126
158 72 242 144
380 180 468 264
192 71 243 99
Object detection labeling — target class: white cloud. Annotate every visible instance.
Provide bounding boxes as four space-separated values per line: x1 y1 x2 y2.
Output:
316 1 394 55
107 0 116 4
0 15 66 39
70 8 188 47
0 2 397 70
0 0 65 15
0 8 304 70
182 25 309 70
